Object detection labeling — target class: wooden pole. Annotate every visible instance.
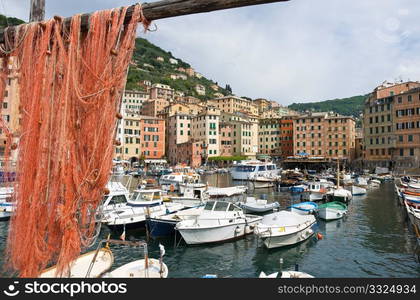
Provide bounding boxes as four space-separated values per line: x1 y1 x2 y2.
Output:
0 0 289 43
29 0 45 22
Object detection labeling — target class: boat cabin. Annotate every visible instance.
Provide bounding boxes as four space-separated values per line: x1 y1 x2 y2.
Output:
128 189 164 207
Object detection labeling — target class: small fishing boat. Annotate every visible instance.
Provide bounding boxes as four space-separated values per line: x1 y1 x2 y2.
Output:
239 197 280 213
291 202 318 215
404 201 420 233
39 248 114 278
318 201 347 221
346 185 367 196
289 184 307 194
254 211 317 249
369 179 381 188
304 182 328 201
248 176 276 189
175 201 262 245
326 188 352 203
354 177 368 188
104 244 168 278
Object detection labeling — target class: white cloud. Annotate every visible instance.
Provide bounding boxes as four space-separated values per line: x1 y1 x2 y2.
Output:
2 0 420 104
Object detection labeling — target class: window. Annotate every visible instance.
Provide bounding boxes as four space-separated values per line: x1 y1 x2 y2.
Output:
410 148 414 156
408 135 413 142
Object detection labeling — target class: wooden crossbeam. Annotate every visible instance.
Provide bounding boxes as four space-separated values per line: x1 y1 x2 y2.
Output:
0 0 290 43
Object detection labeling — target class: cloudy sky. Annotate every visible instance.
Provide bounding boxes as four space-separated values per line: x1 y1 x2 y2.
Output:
3 0 420 105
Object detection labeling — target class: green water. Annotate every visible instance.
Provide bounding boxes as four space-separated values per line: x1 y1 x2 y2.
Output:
0 176 419 278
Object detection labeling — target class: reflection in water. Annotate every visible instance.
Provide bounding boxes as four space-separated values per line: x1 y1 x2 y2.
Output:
0 177 419 278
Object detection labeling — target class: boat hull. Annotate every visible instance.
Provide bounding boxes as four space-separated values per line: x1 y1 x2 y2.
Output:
177 218 261 245
261 224 316 249
146 218 177 238
318 207 347 221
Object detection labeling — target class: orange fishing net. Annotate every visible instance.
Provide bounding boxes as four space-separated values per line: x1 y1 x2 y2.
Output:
0 4 149 277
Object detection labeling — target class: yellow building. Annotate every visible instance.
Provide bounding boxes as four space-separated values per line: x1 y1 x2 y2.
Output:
208 96 259 117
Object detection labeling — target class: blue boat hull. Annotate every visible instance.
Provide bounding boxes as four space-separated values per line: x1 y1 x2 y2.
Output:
146 218 178 238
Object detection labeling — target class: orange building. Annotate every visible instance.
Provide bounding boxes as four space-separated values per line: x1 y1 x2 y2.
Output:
279 116 294 158
140 116 165 159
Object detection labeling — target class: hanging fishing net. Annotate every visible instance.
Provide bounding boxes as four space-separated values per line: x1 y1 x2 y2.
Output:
0 4 149 277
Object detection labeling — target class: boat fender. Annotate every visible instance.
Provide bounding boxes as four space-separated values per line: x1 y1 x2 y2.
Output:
235 226 241 234
317 232 323 240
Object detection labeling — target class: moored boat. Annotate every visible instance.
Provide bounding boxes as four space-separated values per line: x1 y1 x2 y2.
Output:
291 201 318 215
254 210 317 249
239 197 280 213
318 201 347 221
175 201 262 245
39 248 114 278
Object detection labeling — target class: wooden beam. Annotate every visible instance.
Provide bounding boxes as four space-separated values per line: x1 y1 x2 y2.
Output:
29 0 45 22
0 0 289 43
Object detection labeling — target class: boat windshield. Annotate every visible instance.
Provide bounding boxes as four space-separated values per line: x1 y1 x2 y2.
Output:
257 166 266 171
213 201 229 211
108 195 127 205
234 166 256 172
204 201 215 210
130 191 155 202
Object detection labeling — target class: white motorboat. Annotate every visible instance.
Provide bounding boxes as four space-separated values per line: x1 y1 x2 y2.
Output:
254 211 317 249
171 183 208 207
231 160 279 181
346 185 367 196
101 189 183 231
175 201 262 245
239 197 280 213
100 181 131 214
146 206 204 238
39 248 114 278
159 171 200 192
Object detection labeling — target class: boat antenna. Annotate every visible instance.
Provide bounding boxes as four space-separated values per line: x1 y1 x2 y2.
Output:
279 258 283 277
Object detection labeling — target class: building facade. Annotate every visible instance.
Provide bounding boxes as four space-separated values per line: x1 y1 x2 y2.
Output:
140 98 169 117
363 81 420 167
208 96 259 117
293 112 356 161
150 83 174 101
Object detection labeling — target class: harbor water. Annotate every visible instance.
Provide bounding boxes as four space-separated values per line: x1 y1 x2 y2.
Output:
0 174 419 278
